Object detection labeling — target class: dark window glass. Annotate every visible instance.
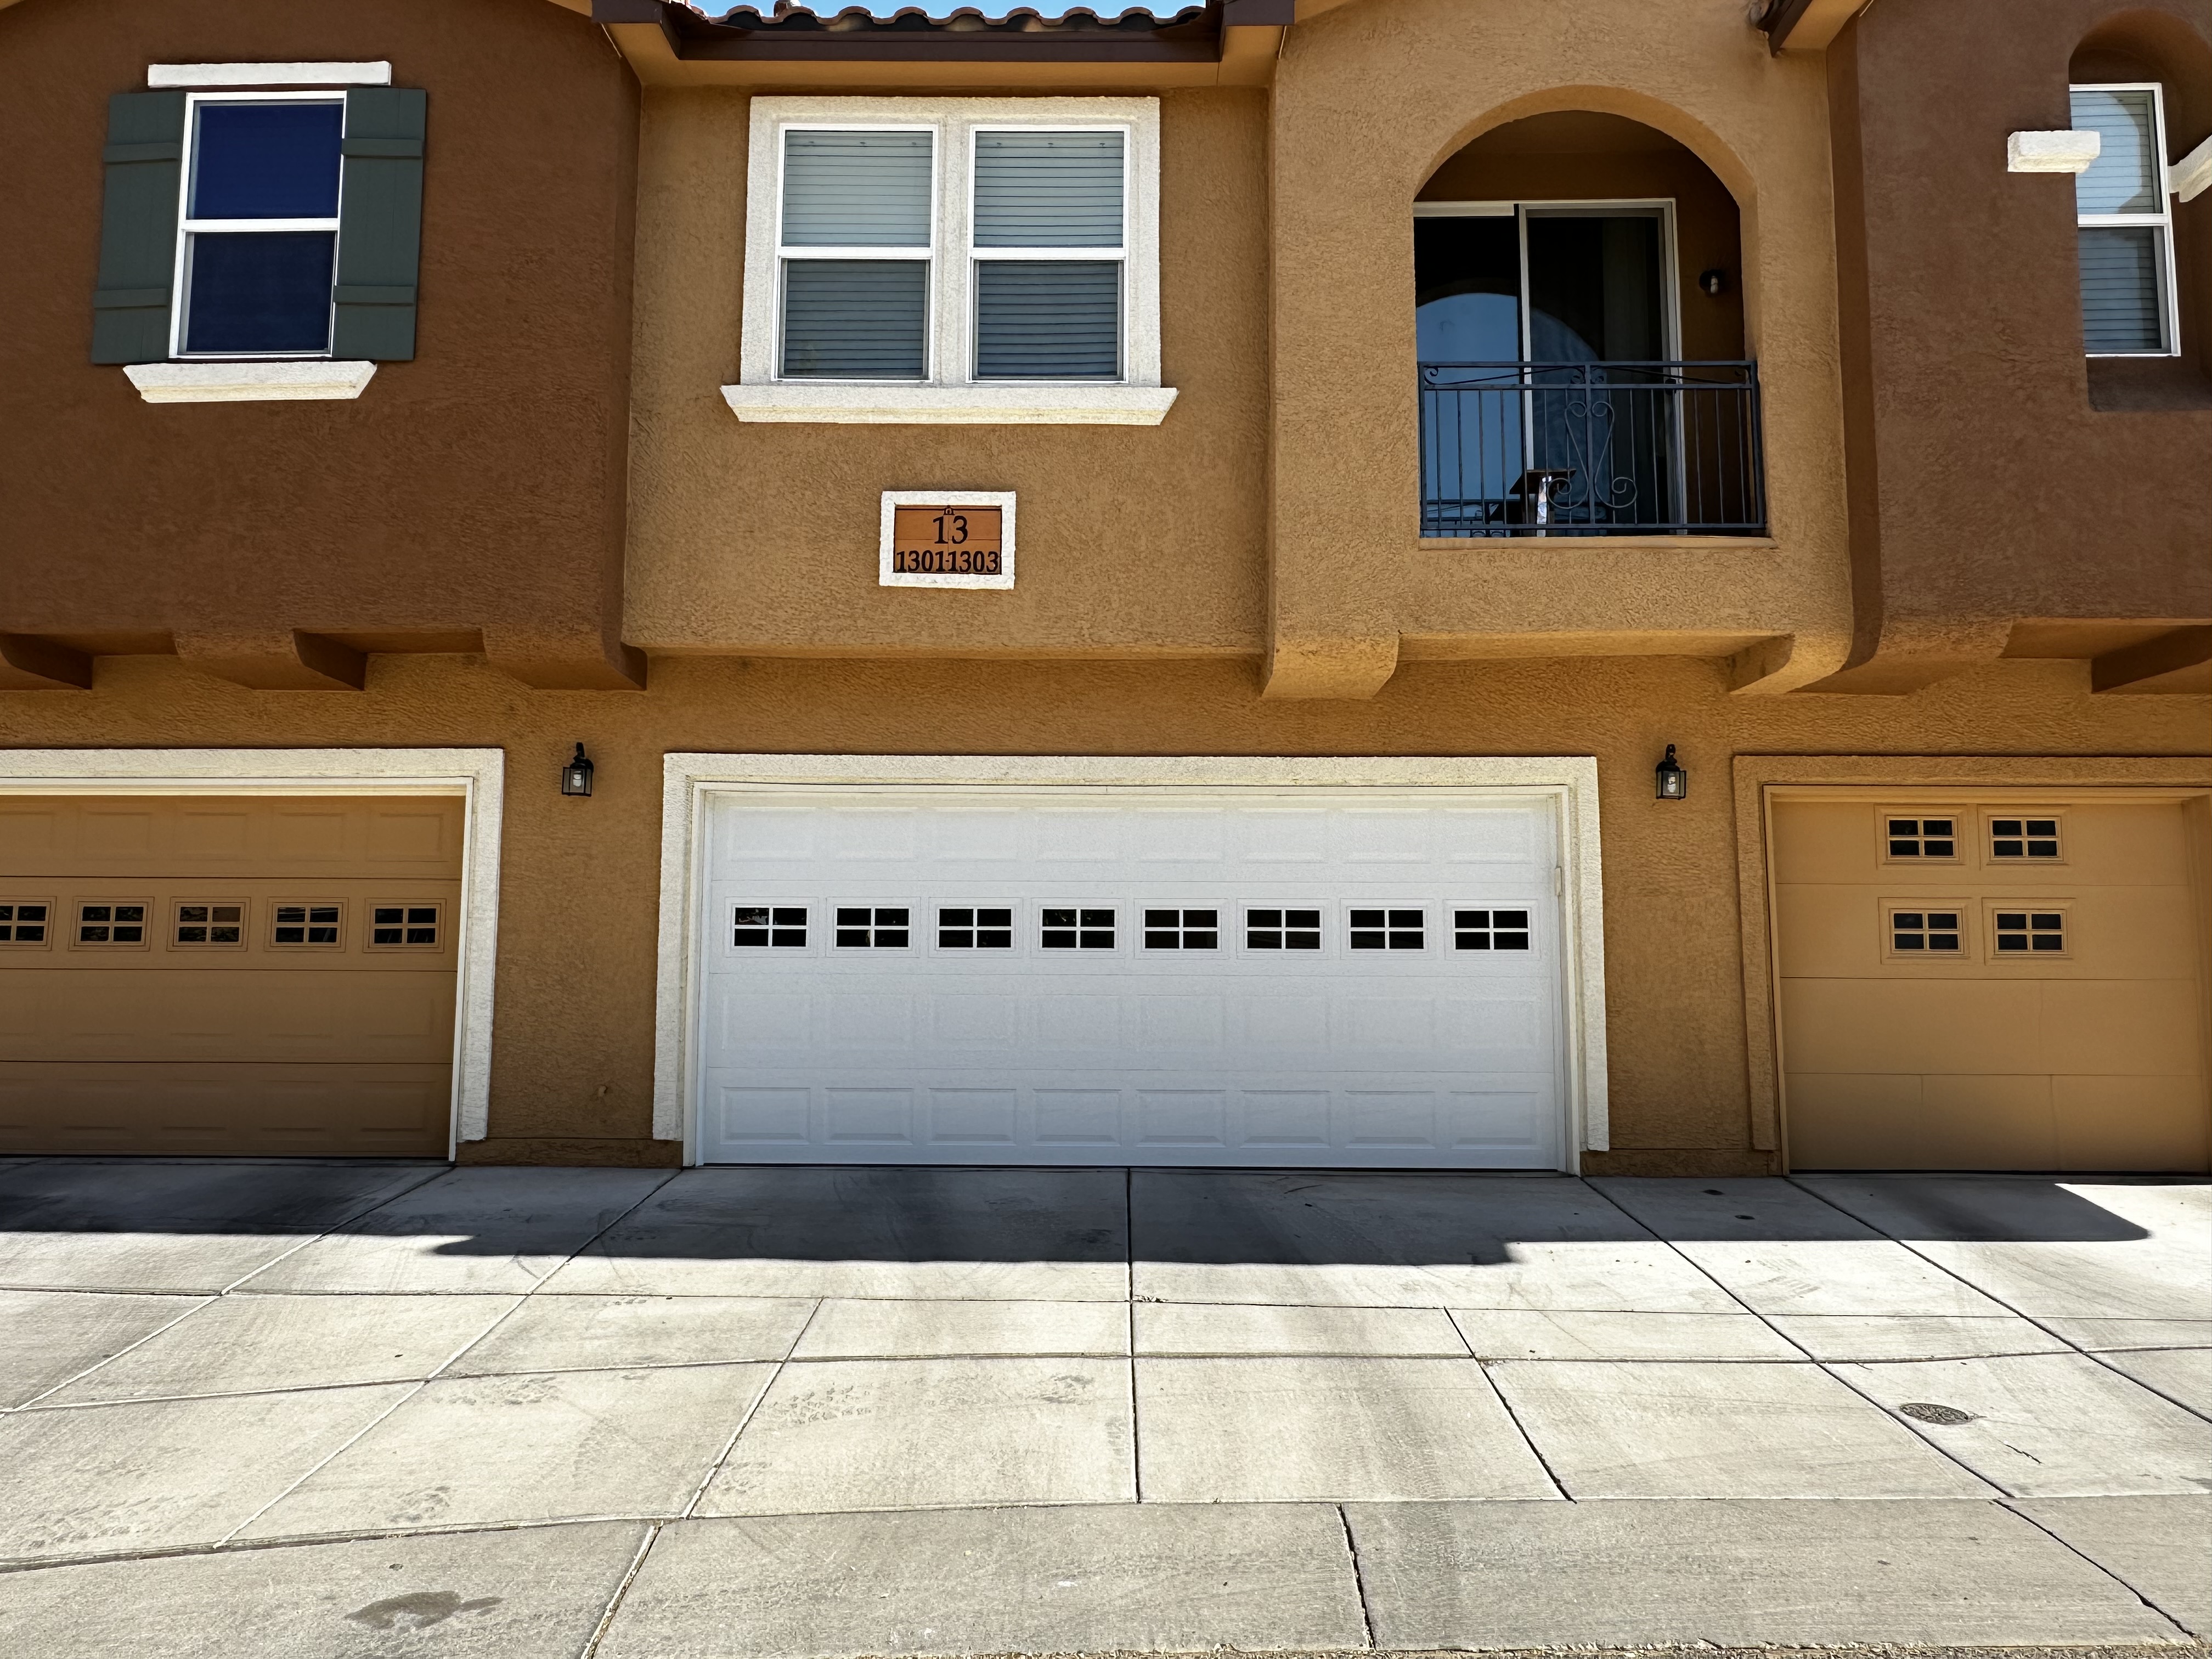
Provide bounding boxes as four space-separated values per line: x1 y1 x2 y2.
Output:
1143 908 1218 949
1350 907 1425 950
190 101 343 219
735 905 808 948
939 906 1015 949
1042 907 1114 949
184 231 336 354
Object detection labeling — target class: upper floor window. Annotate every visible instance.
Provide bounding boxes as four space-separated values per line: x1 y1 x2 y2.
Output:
90 68 425 399
730 97 1172 425
2072 83 2178 356
176 95 345 358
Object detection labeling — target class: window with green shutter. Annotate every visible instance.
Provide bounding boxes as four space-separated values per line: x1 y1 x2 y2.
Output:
90 82 425 366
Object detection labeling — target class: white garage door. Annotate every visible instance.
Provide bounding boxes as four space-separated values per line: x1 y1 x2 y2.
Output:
692 788 1567 1168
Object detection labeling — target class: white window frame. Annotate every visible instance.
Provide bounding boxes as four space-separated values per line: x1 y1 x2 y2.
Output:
728 96 1175 426
2073 81 2181 358
169 88 347 362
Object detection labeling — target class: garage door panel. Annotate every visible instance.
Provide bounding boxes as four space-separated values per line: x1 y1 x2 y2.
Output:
0 1063 449 1156
1774 794 2209 1173
1781 977 2044 1074
2039 980 2206 1076
2052 1076 2212 1171
2 970 452 1064
695 790 1568 1169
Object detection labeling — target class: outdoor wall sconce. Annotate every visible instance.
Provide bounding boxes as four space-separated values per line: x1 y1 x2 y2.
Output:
560 743 595 798
1699 268 1727 296
1655 744 1688 800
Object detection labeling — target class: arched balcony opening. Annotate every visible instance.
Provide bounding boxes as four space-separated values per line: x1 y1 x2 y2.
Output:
1413 112 1762 539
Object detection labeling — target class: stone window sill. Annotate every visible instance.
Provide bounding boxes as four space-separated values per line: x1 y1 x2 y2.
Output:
721 381 1178 426
124 362 379 404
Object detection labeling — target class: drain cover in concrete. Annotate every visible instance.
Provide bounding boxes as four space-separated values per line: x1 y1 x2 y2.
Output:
1898 1402 1975 1425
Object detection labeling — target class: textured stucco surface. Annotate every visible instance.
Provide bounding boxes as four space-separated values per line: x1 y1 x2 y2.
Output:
1263 0 1855 695
1 654 2202 1167
0 0 641 687
622 87 1269 659
1821 0 2212 689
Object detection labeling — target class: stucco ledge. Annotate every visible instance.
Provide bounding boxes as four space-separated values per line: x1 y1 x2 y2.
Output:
124 362 379 404
721 382 1179 426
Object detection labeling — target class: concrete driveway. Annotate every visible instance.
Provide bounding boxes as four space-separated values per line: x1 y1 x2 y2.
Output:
0 1160 2204 1658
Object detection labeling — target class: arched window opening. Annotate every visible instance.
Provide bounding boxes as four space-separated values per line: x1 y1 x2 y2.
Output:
1414 113 1759 538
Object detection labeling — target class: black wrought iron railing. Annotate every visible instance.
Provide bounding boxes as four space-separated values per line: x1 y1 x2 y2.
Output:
1419 360 1767 538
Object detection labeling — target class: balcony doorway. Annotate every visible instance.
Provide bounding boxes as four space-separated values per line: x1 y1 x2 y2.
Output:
1415 112 1762 538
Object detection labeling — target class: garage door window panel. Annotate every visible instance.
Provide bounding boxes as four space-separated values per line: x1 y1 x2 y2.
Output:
1882 812 1962 862
836 906 910 947
1042 907 1116 950
75 901 151 947
1454 909 1532 951
172 901 247 949
1991 905 2070 957
1144 909 1218 949
1987 814 2064 862
1348 907 1426 950
367 902 441 949
733 906 809 949
270 901 345 948
936 906 1015 949
0 901 54 947
1883 902 1968 960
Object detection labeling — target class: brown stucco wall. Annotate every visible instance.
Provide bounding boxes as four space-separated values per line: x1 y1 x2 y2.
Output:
4 655 2199 1170
621 87 1269 661
0 0 641 690
1820 0 2212 691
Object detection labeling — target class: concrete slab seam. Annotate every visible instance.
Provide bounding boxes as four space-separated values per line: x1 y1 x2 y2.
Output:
1784 1177 2212 1433
1334 1501 1378 1649
1998 1498 2198 1640
580 1519 665 1659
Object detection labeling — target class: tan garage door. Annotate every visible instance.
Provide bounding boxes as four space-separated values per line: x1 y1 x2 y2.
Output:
1774 791 2211 1172
0 794 463 1157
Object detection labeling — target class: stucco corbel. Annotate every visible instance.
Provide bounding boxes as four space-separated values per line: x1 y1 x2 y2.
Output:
173 629 367 691
1726 630 1853 696
482 627 648 691
1261 631 1401 699
0 635 94 692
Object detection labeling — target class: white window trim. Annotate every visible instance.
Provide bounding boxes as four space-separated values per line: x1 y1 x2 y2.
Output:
0 749 504 1156
729 95 1175 427
125 360 377 403
150 62 391 89
652 754 1610 1166
2074 81 2181 358
170 89 347 364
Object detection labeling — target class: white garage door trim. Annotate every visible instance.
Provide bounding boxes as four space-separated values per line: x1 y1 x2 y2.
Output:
0 748 504 1155
654 754 1607 1167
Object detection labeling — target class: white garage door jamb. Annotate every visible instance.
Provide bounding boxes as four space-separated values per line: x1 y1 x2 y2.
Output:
0 747 505 1157
654 754 1608 1167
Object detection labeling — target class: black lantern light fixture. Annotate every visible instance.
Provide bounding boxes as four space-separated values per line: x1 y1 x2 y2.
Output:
1654 743 1688 800
560 742 595 798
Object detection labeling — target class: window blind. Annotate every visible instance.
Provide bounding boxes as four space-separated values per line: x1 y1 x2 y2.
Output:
2078 227 2164 353
975 261 1120 379
973 131 1124 247
2070 89 2158 216
781 259 928 379
782 130 933 246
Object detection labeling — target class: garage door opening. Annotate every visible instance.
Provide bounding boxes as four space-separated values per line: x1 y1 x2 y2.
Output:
1770 789 2212 1173
0 791 470 1158
668 764 1606 1171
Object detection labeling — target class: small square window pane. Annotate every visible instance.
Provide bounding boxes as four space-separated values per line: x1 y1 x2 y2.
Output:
184 231 336 355
781 260 927 380
974 131 1124 247
190 101 343 219
781 130 933 247
2072 88 2160 215
2078 226 2167 354
975 261 1120 381
373 927 403 945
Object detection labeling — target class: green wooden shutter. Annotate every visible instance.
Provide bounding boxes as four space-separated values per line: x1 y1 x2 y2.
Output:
332 87 426 361
90 91 187 365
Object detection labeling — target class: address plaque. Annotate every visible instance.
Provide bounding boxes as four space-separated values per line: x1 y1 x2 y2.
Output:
879 490 1016 590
